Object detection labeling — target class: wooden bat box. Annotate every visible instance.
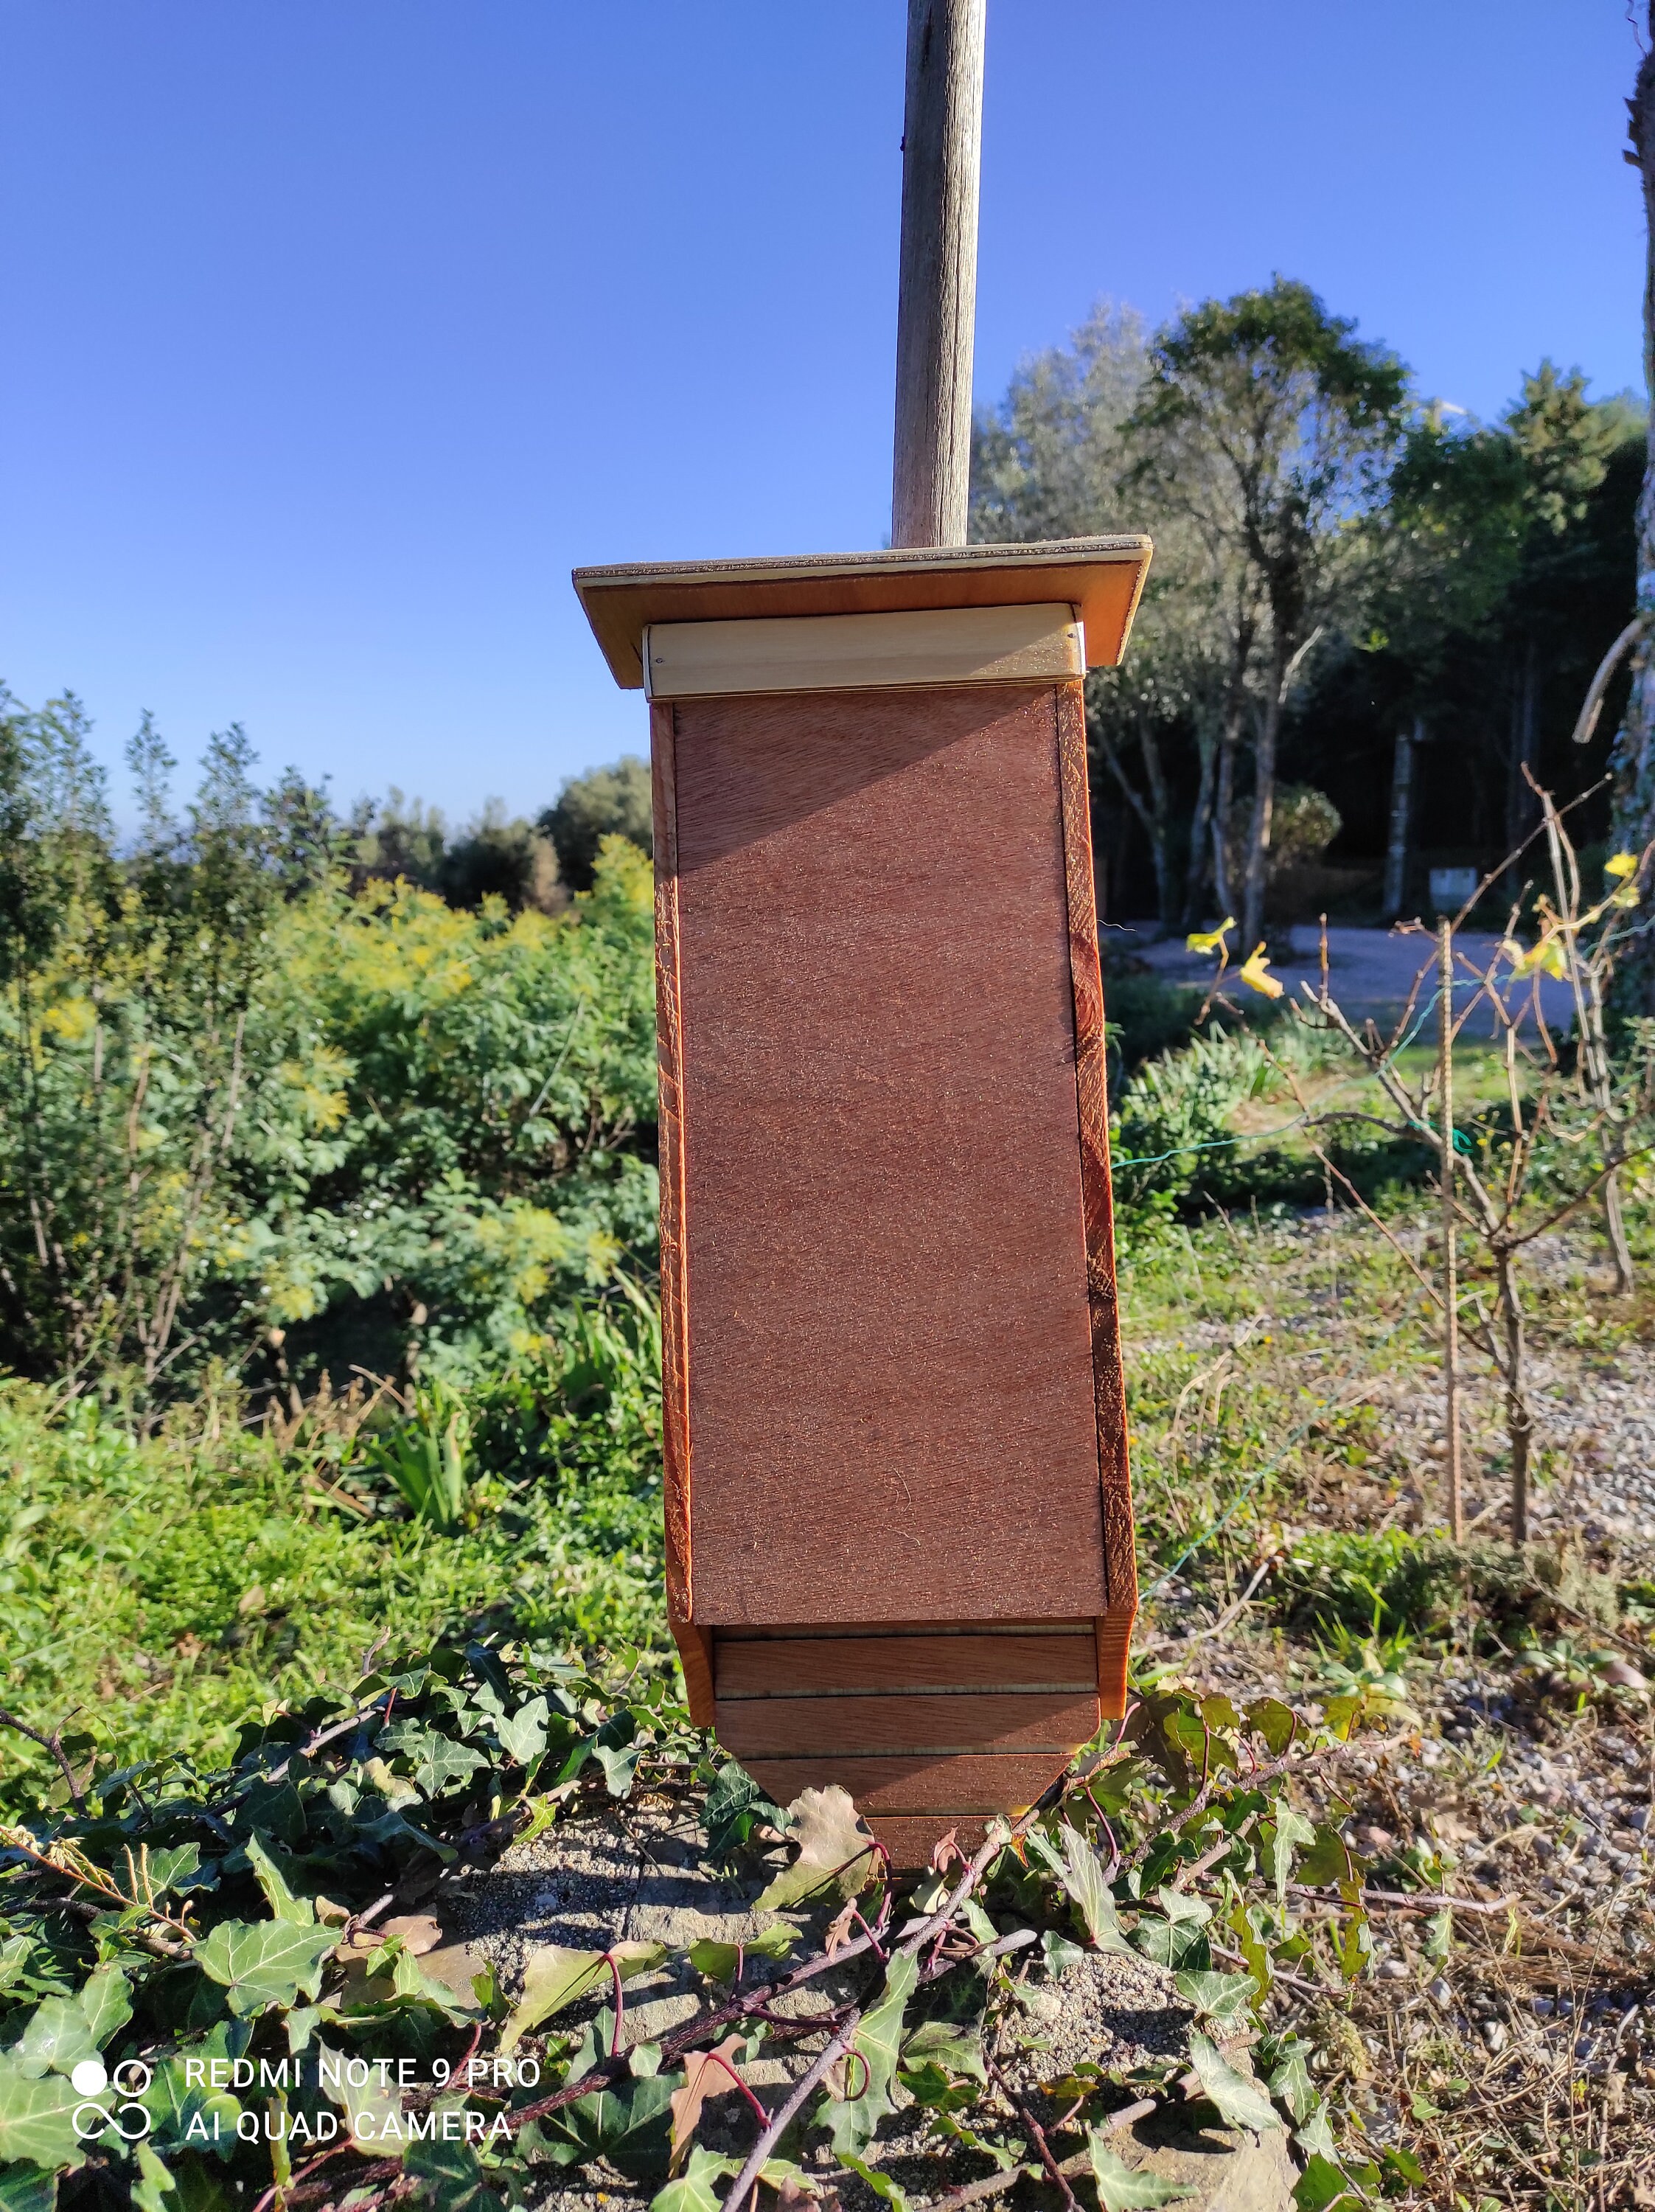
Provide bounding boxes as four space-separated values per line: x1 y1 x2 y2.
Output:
574 538 1151 1864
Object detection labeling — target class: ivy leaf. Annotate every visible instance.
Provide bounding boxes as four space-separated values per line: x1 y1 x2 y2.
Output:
686 1927 795 1984
140 2025 248 2154
1041 1931 1086 1978
1026 1823 1135 1955
1199 1693 1243 1735
500 1941 667 2053
650 2146 738 2212
1266 1808 1318 1907
77 1967 131 2051
704 1763 782 1857
10 2000 95 2081
244 1832 314 1926
0 2060 82 2170
130 2144 177 2212
0 2163 60 2212
1245 1698 1296 1756
543 2069 677 2181
144 1845 203 1898
1172 1971 1255 2025
842 2153 912 2211
596 1741 640 1797
196 1919 337 2015
1184 2034 1281 2134
1292 2152 1361 2212
823 1953 917 2157
756 1787 877 1909
414 1736 490 1800
403 2138 506 2212
1264 2042 1316 2124
899 2019 986 2084
1087 2135 1198 2209
494 1696 548 1767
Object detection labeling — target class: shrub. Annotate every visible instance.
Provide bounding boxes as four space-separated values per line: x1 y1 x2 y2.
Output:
540 755 654 890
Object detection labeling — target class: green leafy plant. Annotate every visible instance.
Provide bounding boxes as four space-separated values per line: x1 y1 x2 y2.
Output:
361 1380 474 1532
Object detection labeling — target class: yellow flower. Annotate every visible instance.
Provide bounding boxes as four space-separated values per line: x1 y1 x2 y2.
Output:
1186 916 1236 956
1238 943 1283 999
1502 933 1568 981
1606 851 1639 880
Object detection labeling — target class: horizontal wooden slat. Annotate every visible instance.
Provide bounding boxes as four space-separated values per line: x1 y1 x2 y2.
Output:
644 605 1083 700
865 1816 992 1866
714 1634 1096 1700
716 1619 1093 1641
717 1691 1098 1760
741 1752 1071 1816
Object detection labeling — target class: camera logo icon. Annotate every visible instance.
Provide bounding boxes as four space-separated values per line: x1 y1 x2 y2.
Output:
70 2059 153 2141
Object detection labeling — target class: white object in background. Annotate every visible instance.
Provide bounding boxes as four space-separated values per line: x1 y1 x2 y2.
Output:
1429 867 1479 913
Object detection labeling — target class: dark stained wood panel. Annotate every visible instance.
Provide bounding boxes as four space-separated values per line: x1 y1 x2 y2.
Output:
1053 682 1139 1713
871 1816 994 1863
740 1753 1070 1816
716 1692 1101 1759
671 683 1108 1627
714 1632 1096 1700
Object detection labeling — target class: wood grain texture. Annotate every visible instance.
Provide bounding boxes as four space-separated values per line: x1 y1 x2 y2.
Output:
672 682 1107 1627
574 540 1152 688
1054 681 1138 1717
714 1632 1095 1699
651 700 715 1728
717 1692 1101 1760
644 604 1083 701
866 1816 992 1863
739 1753 1070 1816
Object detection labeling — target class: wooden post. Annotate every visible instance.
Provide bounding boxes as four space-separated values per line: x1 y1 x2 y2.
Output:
1438 918 1464 1542
891 0 986 549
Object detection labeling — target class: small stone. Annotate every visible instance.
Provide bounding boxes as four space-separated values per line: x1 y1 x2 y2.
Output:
1481 2019 1508 2054
1377 1959 1410 1980
1428 1978 1452 2006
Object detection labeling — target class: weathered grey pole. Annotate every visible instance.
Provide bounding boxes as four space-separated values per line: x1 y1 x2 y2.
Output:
891 0 986 549
1438 918 1465 1544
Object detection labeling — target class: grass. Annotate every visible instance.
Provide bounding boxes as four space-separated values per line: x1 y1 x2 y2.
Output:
0 1362 667 1810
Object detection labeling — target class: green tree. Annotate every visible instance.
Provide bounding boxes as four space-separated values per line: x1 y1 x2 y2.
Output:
1128 278 1410 948
540 757 653 891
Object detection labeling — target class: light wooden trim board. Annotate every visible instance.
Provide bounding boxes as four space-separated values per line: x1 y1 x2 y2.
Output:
643 603 1084 700
574 535 1153 688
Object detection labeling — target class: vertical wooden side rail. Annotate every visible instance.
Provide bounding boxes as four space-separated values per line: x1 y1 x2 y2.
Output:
1055 682 1137 1714
650 698 715 1723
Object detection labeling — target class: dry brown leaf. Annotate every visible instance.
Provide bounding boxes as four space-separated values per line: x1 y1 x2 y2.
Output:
928 1826 964 1876
668 2036 746 2171
756 1787 877 1909
823 1902 858 1958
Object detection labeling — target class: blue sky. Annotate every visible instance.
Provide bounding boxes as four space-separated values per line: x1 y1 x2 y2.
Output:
2 1 1648 820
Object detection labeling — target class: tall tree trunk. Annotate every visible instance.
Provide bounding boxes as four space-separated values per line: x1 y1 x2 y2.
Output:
1241 658 1286 950
1182 724 1219 930
1610 13 1655 1007
1505 638 1541 888
1382 716 1421 920
1212 731 1236 917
